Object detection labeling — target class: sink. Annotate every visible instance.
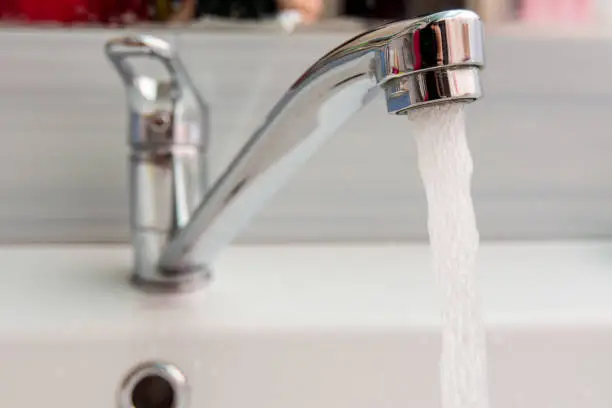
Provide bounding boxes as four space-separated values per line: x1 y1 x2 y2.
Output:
0 242 611 407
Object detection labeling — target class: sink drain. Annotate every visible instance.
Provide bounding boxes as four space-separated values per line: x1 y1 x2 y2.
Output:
118 361 189 408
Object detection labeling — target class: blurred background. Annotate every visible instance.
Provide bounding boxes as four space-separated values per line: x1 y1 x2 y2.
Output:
1 0 611 246
0 0 602 28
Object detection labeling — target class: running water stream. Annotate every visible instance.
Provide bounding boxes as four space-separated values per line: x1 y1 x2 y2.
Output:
408 103 490 408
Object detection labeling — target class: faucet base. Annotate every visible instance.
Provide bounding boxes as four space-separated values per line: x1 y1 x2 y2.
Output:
130 267 212 293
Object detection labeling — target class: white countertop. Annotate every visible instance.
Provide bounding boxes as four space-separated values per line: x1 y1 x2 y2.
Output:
1 241 611 340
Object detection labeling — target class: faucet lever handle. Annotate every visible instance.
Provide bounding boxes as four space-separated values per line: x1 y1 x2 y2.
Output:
105 35 188 90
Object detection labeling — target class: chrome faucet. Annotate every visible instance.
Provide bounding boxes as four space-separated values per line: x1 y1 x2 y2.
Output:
105 9 485 292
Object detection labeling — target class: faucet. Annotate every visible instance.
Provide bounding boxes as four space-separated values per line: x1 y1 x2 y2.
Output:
105 9 485 292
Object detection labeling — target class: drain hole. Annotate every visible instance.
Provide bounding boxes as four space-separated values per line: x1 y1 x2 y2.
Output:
131 374 175 408
119 362 188 408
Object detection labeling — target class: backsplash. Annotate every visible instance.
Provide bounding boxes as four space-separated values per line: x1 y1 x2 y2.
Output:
1 28 611 243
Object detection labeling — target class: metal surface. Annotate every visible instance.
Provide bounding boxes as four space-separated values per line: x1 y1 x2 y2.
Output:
106 9 484 291
118 361 190 408
106 36 211 290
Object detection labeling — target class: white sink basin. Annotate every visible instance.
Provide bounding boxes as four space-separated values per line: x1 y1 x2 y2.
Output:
0 242 611 407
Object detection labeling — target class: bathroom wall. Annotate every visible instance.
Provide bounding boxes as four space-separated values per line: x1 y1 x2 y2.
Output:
1 27 611 243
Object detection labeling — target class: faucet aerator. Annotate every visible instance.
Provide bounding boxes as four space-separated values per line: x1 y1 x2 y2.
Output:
384 66 482 115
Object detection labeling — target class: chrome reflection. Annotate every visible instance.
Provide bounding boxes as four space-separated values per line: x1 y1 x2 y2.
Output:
106 9 485 291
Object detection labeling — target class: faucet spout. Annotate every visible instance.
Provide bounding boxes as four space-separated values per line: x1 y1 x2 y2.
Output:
107 9 484 292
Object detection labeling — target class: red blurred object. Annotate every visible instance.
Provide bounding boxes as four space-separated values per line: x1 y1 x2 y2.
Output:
0 0 150 24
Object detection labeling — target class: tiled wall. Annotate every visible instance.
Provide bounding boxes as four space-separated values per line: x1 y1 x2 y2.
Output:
1 28 611 243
